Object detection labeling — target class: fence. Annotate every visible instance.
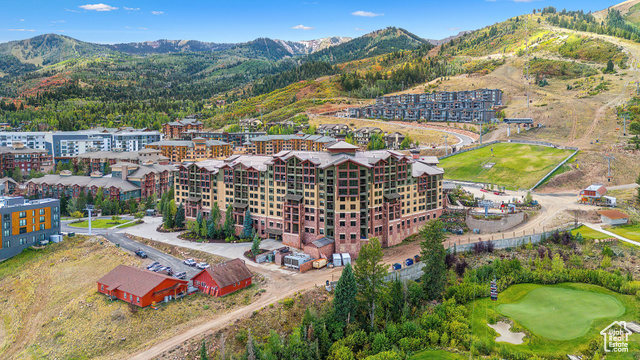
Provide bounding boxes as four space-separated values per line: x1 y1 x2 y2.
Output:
447 224 577 253
530 149 579 191
438 141 499 160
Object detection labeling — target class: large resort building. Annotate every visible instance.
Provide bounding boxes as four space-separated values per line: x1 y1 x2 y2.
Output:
246 134 336 155
175 142 443 257
162 118 204 139
146 138 233 163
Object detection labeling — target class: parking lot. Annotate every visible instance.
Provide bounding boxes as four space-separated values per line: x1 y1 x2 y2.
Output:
105 233 202 279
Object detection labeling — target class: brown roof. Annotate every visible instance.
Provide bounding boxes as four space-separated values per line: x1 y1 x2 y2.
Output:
598 210 629 220
200 258 253 288
97 265 187 297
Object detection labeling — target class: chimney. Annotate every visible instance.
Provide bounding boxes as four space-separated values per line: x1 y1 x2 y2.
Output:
410 149 420 159
121 164 128 181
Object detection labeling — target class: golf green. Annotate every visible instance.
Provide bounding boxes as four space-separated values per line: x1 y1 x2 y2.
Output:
497 287 625 340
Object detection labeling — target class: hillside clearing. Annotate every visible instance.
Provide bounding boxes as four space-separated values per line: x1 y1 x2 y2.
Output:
0 236 264 360
439 143 574 189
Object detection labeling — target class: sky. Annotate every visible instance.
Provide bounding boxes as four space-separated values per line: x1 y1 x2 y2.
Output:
0 0 622 44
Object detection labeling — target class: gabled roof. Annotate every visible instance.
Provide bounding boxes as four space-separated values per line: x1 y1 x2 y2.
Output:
97 265 187 297
598 210 629 220
326 141 359 150
27 174 140 192
198 258 253 288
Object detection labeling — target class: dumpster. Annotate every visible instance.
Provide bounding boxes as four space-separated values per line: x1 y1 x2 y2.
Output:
392 263 402 271
405 258 414 266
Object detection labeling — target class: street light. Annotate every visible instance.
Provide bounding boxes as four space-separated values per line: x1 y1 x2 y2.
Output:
85 205 94 236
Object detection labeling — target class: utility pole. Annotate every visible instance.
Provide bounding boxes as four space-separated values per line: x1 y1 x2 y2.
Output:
604 154 615 182
623 114 627 136
85 205 94 236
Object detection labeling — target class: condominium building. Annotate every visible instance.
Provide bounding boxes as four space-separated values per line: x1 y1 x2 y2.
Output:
0 196 61 261
26 171 142 202
111 162 176 199
75 149 169 174
174 142 443 257
146 138 232 163
247 134 336 155
182 131 266 147
0 143 54 174
162 118 204 139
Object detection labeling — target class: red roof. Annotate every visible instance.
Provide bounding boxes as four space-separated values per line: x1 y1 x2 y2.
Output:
598 210 629 220
197 258 253 288
97 265 187 297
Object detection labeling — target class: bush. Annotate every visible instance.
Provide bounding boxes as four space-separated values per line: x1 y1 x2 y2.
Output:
282 298 295 309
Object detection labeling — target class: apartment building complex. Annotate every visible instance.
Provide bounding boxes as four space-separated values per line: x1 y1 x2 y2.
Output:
146 138 233 163
27 171 142 201
0 128 163 160
174 142 443 257
0 197 61 261
0 143 54 175
162 118 204 139
349 89 503 123
181 131 266 147
246 134 337 155
111 162 176 199
75 149 169 174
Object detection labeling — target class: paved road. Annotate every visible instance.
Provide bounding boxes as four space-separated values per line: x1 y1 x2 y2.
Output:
104 232 201 278
583 223 640 247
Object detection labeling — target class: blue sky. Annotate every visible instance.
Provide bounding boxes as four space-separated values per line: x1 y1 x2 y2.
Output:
0 1 620 44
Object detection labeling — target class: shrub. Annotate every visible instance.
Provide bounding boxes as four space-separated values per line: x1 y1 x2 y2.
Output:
282 298 295 309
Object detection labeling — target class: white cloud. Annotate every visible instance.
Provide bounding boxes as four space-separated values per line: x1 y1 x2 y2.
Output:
448 27 461 31
51 20 66 24
124 7 140 10
352 10 383 17
354 27 366 31
292 24 314 30
79 4 118 11
139 27 148 30
57 30 66 33
6 29 36 32
151 11 164 15
19 19 25 22
65 8 81 13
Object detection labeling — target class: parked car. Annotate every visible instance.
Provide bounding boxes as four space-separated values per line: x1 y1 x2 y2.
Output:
174 271 187 280
150 264 163 272
161 266 172 274
196 262 210 269
183 258 196 266
146 261 159 270
135 249 148 258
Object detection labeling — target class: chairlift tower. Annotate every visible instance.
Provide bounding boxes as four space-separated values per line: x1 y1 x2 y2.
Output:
85 205 95 236
604 154 615 182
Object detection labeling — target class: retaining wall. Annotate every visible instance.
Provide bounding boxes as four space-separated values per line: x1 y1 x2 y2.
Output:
465 212 525 234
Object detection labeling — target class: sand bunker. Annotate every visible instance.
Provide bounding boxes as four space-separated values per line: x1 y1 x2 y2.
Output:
487 321 526 344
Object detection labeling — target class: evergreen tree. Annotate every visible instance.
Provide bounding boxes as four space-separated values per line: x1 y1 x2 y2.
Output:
389 280 404 322
243 208 253 239
223 205 235 238
251 233 261 257
210 202 221 229
353 237 387 330
175 203 185 228
103 161 112 175
207 218 216 239
605 59 615 73
333 263 357 325
199 341 208 360
420 220 447 301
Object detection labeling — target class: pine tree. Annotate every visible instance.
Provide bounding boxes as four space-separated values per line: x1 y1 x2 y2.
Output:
333 263 357 325
389 279 404 322
353 237 387 330
199 341 208 360
251 233 261 257
175 203 185 228
420 220 447 301
11 167 23 182
243 208 253 239
224 205 235 238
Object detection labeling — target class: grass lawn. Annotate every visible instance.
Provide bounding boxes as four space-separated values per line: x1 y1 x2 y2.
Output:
468 283 639 359
497 287 625 340
410 349 466 359
68 219 129 229
115 220 142 229
609 224 640 242
439 143 575 190
572 225 610 240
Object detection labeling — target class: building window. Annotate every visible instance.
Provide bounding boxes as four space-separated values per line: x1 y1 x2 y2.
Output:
19 211 26 218
19 219 26 226
40 224 45 230
39 208 45 215
19 227 27 234
136 297 140 303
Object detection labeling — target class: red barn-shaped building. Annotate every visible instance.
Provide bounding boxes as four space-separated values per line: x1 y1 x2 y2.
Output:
97 265 188 307
192 258 253 297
